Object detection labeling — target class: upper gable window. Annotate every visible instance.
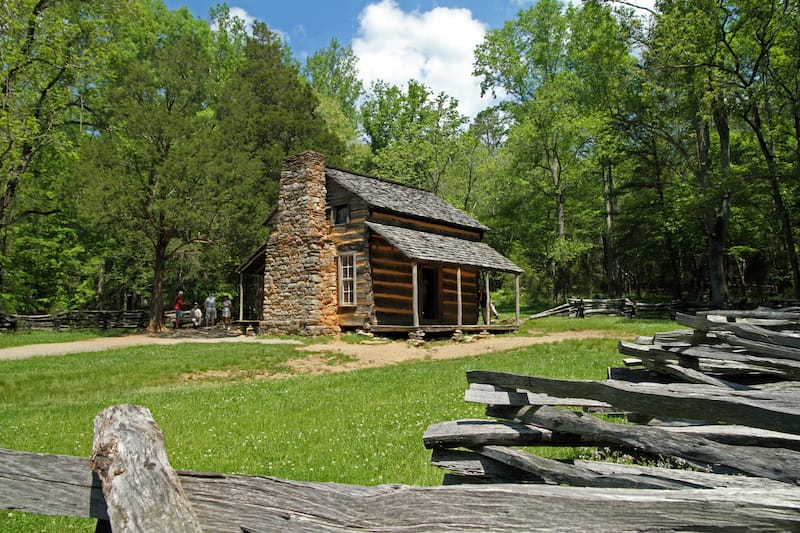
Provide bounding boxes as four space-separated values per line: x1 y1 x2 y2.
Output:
332 203 350 225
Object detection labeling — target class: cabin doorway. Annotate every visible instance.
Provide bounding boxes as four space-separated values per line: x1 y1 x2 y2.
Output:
420 267 440 322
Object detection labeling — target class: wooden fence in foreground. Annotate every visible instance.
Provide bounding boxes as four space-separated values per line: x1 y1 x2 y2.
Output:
1 406 799 532
3 308 800 530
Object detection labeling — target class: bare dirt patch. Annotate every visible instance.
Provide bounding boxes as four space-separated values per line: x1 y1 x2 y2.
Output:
289 329 613 376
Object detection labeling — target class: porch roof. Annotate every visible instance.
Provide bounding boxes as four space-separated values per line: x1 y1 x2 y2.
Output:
366 222 523 274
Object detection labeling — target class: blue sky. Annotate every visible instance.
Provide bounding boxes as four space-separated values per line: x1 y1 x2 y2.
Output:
163 0 653 117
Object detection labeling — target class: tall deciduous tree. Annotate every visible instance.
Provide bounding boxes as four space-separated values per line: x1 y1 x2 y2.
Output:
303 38 367 170
361 79 467 193
80 3 219 331
474 0 603 300
0 0 123 305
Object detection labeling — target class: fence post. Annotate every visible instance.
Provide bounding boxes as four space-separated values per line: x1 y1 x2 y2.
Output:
91 404 202 533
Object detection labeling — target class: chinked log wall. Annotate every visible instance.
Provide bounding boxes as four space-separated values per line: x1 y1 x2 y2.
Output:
424 307 800 530
3 403 799 532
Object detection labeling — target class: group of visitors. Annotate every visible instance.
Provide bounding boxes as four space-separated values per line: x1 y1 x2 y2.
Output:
173 290 233 330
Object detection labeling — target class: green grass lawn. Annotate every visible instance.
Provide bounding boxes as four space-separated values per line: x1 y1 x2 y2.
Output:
0 316 676 531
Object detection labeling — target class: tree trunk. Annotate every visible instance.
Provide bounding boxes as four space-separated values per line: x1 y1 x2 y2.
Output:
693 109 728 307
708 100 731 308
602 156 617 296
649 134 682 299
744 105 800 300
707 194 730 308
147 234 170 332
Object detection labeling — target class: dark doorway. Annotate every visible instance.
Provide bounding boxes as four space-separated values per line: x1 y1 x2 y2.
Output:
420 267 440 321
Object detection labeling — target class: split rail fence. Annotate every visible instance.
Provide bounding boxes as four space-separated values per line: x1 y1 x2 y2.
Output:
0 310 146 331
424 307 800 530
3 308 800 530
530 298 755 319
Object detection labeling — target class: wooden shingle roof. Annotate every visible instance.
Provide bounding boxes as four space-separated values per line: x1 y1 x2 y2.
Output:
366 222 523 274
326 168 489 231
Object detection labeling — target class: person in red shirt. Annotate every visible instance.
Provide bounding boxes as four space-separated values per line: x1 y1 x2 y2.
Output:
173 290 185 329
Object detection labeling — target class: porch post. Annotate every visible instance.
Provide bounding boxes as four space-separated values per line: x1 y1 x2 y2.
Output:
456 267 463 326
515 274 521 324
412 261 420 327
484 275 491 326
238 272 244 322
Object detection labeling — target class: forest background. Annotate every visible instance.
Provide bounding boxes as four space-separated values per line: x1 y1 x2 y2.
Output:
2 0 799 331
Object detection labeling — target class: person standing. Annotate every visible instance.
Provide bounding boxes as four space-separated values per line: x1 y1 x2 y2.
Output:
221 295 232 330
204 293 217 329
173 290 185 329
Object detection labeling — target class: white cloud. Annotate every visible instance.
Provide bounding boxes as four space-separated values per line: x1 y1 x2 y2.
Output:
352 0 494 118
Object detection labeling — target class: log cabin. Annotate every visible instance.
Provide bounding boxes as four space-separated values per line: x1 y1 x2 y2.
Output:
237 151 522 335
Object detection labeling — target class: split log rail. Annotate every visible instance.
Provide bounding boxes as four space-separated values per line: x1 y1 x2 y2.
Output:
0 310 146 331
424 307 800 530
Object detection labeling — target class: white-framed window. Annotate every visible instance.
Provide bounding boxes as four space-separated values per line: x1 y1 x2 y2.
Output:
338 253 356 306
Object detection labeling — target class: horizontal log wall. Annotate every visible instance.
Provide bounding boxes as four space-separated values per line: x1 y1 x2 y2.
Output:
327 179 488 329
369 237 480 326
368 211 483 241
370 235 414 325
327 185 373 328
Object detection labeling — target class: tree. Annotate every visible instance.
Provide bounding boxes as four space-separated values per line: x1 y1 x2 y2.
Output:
303 38 363 131
474 0 603 300
211 22 345 277
0 0 123 305
79 3 220 331
361 80 467 193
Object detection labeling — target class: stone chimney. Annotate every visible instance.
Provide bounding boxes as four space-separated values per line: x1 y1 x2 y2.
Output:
260 151 339 335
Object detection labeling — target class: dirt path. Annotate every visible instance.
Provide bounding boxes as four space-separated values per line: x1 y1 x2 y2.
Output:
0 329 615 375
0 331 302 361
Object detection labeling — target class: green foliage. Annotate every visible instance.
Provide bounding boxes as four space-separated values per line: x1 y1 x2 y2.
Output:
303 37 364 144
3 0 800 318
361 80 468 193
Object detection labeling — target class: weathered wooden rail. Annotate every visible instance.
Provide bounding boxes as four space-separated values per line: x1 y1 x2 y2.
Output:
4 402 800 531
424 307 800 530
0 310 146 331
531 298 711 319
